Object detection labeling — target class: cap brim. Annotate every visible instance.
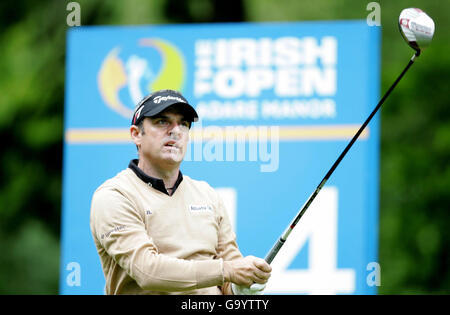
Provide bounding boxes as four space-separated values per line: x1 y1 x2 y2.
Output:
144 101 199 122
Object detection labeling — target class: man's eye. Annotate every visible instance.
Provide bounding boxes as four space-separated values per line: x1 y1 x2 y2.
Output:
156 119 169 125
181 121 190 128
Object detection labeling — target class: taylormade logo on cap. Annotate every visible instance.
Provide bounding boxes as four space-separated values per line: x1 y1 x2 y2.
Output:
153 95 186 104
132 89 199 125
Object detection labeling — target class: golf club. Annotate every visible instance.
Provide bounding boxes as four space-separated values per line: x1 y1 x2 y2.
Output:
264 8 435 265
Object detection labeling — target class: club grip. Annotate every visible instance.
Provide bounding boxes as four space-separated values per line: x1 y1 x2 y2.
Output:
264 238 285 264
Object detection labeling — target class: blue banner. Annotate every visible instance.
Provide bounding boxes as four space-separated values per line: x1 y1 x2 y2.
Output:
61 21 380 294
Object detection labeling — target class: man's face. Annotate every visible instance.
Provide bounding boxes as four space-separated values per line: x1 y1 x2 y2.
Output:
132 107 191 170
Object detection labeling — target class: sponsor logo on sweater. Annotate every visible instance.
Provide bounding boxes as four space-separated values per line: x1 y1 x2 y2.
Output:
189 205 213 212
100 225 126 239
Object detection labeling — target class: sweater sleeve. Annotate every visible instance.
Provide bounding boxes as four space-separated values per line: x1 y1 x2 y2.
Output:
214 194 244 295
90 187 224 292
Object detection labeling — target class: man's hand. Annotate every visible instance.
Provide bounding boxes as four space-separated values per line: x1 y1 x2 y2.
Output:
231 283 266 295
223 256 272 287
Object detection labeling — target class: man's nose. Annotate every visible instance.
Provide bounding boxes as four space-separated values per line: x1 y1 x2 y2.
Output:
168 122 182 137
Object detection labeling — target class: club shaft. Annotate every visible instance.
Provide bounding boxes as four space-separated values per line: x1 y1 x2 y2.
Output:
265 54 417 264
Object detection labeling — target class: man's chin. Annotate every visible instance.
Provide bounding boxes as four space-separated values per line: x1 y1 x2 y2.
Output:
160 154 184 166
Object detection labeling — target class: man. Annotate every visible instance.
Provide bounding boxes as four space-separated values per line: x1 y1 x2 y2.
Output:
90 89 271 295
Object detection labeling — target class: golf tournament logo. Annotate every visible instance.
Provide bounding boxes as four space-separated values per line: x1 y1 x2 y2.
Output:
193 36 338 121
98 38 185 119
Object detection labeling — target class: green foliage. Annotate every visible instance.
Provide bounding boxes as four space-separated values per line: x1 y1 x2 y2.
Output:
0 0 448 294
0 220 60 294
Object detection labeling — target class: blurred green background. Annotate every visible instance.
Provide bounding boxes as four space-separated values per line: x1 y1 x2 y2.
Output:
0 0 448 294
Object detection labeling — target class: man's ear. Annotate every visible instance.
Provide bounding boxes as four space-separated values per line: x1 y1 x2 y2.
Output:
130 125 142 147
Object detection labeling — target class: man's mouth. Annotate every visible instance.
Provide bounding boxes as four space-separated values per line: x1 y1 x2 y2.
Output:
164 141 179 149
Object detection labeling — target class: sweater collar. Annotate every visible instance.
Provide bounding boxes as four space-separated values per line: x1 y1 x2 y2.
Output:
128 159 183 196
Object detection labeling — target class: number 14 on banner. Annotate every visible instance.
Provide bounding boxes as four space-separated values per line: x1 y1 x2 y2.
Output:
217 186 356 295
265 187 355 294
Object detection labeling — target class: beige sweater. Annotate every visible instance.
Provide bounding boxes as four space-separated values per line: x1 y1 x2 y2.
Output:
90 167 242 295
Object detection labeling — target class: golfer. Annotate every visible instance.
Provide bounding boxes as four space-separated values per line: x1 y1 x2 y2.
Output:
90 89 271 295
